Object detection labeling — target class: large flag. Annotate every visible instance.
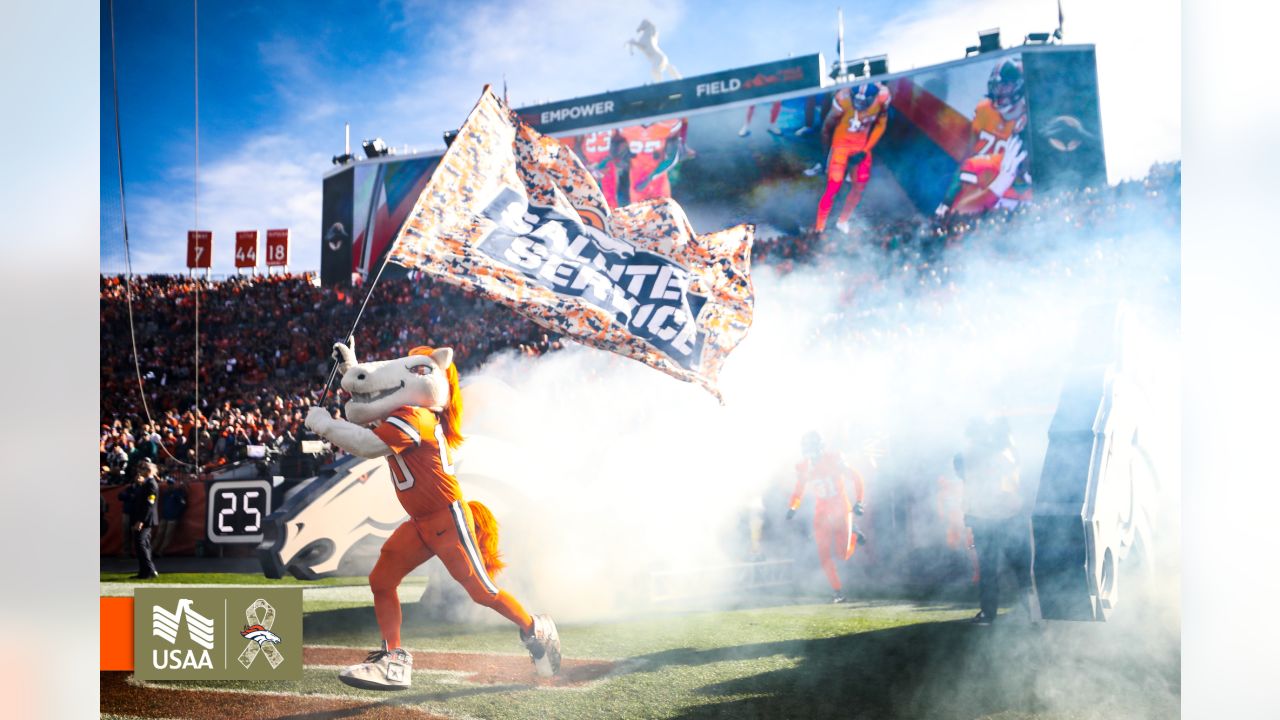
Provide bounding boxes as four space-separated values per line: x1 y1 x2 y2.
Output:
387 87 754 401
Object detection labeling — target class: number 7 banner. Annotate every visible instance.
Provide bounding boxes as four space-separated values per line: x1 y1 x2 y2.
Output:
186 230 213 269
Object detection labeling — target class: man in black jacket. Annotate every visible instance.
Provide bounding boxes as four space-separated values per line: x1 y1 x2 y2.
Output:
128 459 161 579
954 417 1038 625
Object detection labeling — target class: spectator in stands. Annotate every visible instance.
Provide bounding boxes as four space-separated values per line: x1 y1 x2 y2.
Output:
106 440 128 480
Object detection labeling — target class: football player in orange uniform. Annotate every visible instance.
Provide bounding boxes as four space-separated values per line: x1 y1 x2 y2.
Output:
571 129 624 209
813 82 892 234
306 342 560 689
787 431 866 602
618 118 686 202
935 57 1031 219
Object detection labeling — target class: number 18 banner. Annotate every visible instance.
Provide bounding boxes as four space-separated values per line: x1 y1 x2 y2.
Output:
386 87 755 401
265 229 290 266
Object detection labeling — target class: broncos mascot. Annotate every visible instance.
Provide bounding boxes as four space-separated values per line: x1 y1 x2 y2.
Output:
305 341 561 689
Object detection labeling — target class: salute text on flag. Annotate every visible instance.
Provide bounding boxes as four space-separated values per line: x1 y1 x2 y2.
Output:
387 88 754 400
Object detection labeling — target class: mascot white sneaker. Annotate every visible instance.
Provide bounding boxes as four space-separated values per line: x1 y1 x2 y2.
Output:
339 641 413 690
305 340 561 686
521 613 562 678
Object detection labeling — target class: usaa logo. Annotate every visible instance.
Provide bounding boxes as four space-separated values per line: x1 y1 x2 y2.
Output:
135 588 302 680
151 598 216 670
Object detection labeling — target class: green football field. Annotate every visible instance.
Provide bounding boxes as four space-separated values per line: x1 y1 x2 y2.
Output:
101 574 1179 719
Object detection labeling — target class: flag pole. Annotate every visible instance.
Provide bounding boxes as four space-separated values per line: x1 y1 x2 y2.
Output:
837 8 846 80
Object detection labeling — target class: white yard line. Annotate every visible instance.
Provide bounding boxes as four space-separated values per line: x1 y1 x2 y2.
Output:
99 580 426 598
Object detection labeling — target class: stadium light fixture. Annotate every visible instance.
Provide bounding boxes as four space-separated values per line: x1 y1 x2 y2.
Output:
978 28 1001 53
1024 32 1052 45
331 153 355 166
362 137 390 158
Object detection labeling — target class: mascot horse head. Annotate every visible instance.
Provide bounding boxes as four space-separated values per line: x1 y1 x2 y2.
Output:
334 341 464 451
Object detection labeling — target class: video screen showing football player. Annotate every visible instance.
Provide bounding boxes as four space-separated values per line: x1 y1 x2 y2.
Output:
739 101 780 138
570 129 626 209
934 57 1032 219
739 98 821 139
617 117 687 203
812 82 892 234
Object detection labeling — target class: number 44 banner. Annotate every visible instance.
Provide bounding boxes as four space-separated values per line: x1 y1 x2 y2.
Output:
235 230 259 268
386 87 755 402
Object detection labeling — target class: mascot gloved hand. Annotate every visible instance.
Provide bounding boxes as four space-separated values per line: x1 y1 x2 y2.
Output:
306 341 561 690
332 338 357 372
304 406 333 434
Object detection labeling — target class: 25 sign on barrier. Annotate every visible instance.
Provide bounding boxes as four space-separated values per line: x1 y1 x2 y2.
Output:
206 479 272 544
235 230 259 268
186 231 212 269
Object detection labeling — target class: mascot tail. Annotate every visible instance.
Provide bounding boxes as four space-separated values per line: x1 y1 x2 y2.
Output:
468 501 506 577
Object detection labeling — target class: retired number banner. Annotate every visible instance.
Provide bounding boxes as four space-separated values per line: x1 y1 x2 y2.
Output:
265 228 290 266
387 87 753 400
234 230 258 268
186 230 213 269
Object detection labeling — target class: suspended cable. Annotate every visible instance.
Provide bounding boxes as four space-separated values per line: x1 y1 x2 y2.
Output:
192 0 202 473
317 245 399 407
107 0 199 472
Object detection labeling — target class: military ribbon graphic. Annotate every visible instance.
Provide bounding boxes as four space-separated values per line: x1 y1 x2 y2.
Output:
238 598 284 669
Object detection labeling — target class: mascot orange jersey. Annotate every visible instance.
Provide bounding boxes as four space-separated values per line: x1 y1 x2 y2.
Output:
373 406 462 518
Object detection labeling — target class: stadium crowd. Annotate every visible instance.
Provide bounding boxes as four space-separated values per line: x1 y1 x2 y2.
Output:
100 273 562 481
100 163 1179 482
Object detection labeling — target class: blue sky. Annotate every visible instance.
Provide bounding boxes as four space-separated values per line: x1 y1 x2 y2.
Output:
99 0 1180 274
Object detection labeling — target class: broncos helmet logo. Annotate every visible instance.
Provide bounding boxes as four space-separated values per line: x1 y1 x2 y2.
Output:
240 624 283 646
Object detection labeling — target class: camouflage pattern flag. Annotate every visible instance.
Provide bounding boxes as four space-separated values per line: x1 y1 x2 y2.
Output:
387 87 754 400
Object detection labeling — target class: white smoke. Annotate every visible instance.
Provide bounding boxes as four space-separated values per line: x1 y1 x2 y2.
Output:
448 196 1181 623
